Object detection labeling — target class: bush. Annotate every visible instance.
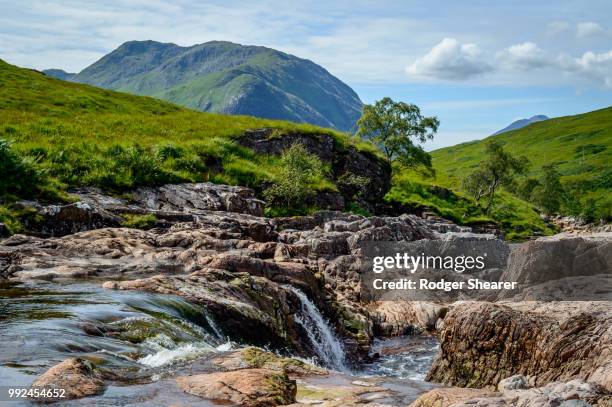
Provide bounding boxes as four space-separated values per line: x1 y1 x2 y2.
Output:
0 138 44 198
263 143 326 211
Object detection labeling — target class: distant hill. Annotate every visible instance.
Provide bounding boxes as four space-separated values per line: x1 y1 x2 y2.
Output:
493 115 549 135
43 40 363 131
42 69 75 81
430 107 611 213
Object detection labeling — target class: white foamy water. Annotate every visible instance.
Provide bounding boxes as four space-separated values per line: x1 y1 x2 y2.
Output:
138 342 214 367
286 286 348 372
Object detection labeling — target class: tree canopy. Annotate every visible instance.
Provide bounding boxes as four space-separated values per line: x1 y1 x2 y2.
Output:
356 97 439 168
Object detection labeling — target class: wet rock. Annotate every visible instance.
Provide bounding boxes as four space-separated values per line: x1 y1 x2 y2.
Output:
427 301 612 390
31 358 105 400
176 368 296 406
205 347 327 376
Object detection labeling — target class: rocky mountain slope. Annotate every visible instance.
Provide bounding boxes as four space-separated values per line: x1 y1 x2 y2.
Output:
43 40 363 131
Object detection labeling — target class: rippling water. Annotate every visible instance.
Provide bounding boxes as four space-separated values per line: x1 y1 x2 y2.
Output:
0 281 439 406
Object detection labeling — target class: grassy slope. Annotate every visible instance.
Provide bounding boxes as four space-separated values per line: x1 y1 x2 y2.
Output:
387 107 612 240
431 107 612 203
0 59 378 232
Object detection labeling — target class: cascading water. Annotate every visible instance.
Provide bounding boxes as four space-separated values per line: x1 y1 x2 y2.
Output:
286 286 348 372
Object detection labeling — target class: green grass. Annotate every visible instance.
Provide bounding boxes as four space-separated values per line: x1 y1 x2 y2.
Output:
0 58 378 231
429 107 612 220
383 107 612 239
385 170 556 240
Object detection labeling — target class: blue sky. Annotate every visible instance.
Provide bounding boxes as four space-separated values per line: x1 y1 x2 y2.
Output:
1 0 611 149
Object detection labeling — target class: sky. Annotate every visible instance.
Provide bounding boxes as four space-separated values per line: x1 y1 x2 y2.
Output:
1 0 611 149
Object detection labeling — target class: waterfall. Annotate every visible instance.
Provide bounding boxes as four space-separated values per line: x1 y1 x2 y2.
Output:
286 286 348 372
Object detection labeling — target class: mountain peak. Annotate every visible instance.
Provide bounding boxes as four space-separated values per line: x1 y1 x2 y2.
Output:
43 40 362 131
494 115 550 135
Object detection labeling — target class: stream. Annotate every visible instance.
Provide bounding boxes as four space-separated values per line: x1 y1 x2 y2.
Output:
0 281 439 406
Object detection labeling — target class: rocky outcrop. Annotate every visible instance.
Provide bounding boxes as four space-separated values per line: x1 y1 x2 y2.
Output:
427 301 612 391
409 387 495 407
133 182 265 216
238 129 391 211
501 233 612 286
31 358 105 400
176 368 296 406
14 200 121 237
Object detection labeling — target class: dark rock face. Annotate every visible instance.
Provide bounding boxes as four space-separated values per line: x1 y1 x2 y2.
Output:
14 201 121 237
238 129 392 211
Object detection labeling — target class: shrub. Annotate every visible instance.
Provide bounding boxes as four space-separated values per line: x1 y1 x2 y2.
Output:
263 143 326 211
0 138 44 198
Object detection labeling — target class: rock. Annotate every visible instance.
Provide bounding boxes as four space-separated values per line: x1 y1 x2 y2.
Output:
31 358 105 400
176 368 296 406
133 182 265 216
501 233 612 286
204 347 327 376
237 129 391 211
427 301 612 390
409 387 496 407
369 301 448 335
14 200 121 237
454 379 608 407
497 374 529 392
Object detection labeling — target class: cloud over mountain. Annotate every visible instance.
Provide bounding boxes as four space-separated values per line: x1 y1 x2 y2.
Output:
406 38 493 80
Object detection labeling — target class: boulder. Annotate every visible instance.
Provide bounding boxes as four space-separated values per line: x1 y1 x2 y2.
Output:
31 358 105 400
176 368 296 406
427 302 612 390
409 387 496 407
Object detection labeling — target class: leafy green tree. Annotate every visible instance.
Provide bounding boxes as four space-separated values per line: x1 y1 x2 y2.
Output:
462 140 529 212
356 97 439 168
531 165 564 215
264 143 325 210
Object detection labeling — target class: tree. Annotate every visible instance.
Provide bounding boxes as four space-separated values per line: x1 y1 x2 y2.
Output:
356 97 439 168
263 143 325 210
531 165 564 215
462 140 529 212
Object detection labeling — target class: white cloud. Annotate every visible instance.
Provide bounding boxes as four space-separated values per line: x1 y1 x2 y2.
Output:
576 22 604 38
546 21 570 36
496 42 549 70
406 38 493 80
559 50 612 87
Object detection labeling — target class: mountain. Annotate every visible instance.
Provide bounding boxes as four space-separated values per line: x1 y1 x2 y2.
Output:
493 115 549 135
42 69 75 81
43 40 363 131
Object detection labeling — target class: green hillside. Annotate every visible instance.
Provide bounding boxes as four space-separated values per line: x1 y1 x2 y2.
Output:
44 40 363 131
0 59 376 233
431 107 611 208
387 107 611 239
